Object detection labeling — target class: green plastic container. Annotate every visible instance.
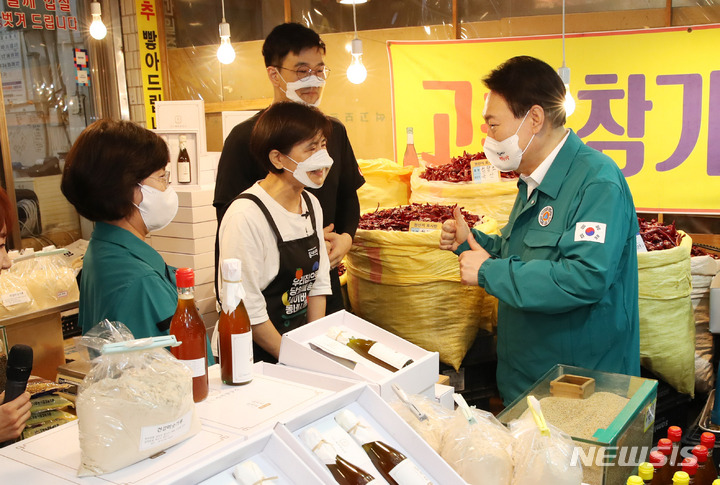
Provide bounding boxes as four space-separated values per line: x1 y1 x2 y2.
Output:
497 364 658 485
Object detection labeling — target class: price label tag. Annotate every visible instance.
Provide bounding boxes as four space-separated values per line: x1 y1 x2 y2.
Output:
409 221 443 233
636 233 648 253
471 160 500 183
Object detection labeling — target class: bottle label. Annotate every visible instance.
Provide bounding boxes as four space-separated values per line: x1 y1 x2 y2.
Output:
231 332 253 383
139 410 193 451
177 162 191 183
180 357 206 378
388 458 433 485
368 343 412 370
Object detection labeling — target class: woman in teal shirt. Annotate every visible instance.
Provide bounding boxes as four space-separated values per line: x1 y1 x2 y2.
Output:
61 120 213 364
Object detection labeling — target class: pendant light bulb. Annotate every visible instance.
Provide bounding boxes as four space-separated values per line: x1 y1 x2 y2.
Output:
558 65 575 117
89 1 107 40
347 37 367 84
217 21 236 64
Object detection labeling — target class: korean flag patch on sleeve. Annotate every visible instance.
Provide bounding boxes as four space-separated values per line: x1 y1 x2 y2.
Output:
574 222 607 243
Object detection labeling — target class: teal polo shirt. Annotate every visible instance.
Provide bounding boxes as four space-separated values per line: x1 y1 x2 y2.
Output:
80 222 214 364
455 130 640 404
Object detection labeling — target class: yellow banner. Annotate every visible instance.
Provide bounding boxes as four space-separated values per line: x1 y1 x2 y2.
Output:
388 25 720 214
136 0 165 129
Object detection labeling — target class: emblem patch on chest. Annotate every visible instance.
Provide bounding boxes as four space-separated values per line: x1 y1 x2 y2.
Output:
538 206 554 226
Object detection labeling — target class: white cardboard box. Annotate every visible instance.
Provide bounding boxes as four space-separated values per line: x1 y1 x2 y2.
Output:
175 188 215 208
194 429 328 484
151 235 215 255
280 384 468 484
279 310 439 400
154 220 217 239
0 363 359 485
175 205 216 224
159 251 214 271
198 363 361 439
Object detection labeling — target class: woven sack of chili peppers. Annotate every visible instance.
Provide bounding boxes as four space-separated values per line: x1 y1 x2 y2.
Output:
357 158 414 214
409 167 518 226
638 233 696 396
690 255 720 393
346 217 499 371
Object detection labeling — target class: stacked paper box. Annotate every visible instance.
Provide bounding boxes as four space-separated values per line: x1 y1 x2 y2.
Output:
148 187 219 332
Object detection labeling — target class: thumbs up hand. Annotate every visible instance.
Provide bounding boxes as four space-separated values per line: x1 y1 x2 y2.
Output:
439 205 471 251
458 233 491 286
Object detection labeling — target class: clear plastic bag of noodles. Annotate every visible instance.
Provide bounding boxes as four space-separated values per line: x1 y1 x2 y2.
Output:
357 158 414 214
508 396 582 485
346 215 498 370
638 232 695 396
442 394 515 485
76 325 200 476
0 269 40 318
19 248 79 310
410 165 518 226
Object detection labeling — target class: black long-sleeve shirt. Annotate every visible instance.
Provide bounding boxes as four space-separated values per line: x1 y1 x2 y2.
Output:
213 110 365 236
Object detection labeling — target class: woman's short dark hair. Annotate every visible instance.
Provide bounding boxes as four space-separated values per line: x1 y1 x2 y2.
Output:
61 119 169 222
250 102 332 174
483 56 567 129
262 23 326 68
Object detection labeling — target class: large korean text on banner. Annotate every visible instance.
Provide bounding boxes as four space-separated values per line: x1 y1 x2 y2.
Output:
388 25 720 214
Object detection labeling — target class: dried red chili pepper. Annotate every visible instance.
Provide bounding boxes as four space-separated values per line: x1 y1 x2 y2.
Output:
359 203 481 231
420 151 519 182
638 217 684 251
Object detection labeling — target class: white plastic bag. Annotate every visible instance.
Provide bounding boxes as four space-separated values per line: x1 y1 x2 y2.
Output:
76 323 200 476
389 388 455 453
441 394 514 485
509 396 582 485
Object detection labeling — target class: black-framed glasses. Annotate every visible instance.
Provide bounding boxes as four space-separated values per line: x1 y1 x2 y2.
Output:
277 66 330 81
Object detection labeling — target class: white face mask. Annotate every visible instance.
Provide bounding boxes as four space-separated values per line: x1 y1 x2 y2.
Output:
284 149 334 189
279 72 325 108
483 111 536 172
135 184 178 232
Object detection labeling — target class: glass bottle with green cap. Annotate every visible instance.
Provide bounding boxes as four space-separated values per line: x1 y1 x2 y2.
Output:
638 461 654 484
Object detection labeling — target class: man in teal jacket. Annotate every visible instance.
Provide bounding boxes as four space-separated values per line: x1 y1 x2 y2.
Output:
440 56 640 404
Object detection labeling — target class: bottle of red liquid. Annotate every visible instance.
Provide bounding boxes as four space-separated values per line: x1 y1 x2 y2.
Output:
654 439 675 485
648 451 666 484
701 433 717 480
668 427 684 475
681 457 698 484
170 267 208 402
691 445 714 485
218 258 253 385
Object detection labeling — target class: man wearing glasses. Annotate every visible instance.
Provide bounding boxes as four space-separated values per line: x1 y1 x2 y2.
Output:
213 23 364 316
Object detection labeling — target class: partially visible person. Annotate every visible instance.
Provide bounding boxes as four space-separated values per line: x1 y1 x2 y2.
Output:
218 102 332 363
0 186 31 443
440 56 640 404
61 120 213 363
214 23 364 314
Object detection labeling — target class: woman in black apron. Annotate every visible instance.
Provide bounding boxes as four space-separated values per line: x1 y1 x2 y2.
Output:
217 102 334 363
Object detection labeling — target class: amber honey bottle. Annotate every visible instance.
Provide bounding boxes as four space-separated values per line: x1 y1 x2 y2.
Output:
335 409 431 485
170 267 208 402
218 259 253 385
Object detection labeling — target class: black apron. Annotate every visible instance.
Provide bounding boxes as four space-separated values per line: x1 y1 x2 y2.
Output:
236 192 321 364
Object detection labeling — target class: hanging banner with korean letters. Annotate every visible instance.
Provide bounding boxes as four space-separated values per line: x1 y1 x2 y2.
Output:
388 25 720 214
136 0 164 129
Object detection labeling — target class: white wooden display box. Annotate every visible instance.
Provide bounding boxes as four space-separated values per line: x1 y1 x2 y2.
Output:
281 384 468 484
190 429 327 485
0 363 359 485
279 310 439 399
